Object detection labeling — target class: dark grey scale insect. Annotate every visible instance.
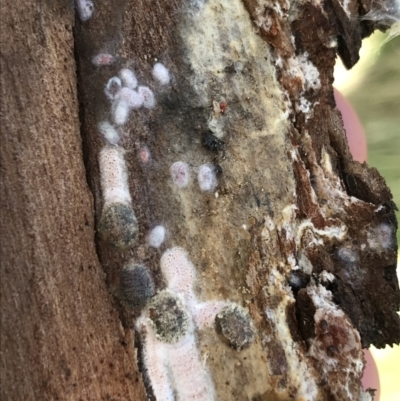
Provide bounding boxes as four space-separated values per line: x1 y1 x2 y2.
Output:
98 202 138 249
119 263 155 308
202 131 224 152
147 290 190 343
215 304 255 351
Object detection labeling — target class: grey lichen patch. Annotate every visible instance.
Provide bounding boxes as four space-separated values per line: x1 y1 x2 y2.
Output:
98 202 138 249
119 263 155 308
148 290 190 343
215 304 255 350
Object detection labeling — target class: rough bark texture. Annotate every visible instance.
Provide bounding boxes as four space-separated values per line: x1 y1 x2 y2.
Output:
0 1 146 400
1 0 399 401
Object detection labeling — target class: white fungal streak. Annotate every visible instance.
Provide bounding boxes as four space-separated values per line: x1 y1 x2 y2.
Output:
138 247 232 400
160 247 196 297
138 86 156 109
192 301 228 329
152 62 171 85
117 87 143 109
166 334 214 401
197 163 217 192
296 220 347 247
170 161 190 188
119 68 138 89
98 146 131 206
98 121 120 145
140 323 175 401
147 225 166 248
112 100 130 126
160 248 228 326
76 0 94 22
105 77 122 100
298 52 320 91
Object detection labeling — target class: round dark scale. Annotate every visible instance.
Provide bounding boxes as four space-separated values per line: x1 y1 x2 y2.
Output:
148 290 190 343
215 304 255 351
119 263 155 308
98 202 138 249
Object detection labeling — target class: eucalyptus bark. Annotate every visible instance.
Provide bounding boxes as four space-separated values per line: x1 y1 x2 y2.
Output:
1 1 399 401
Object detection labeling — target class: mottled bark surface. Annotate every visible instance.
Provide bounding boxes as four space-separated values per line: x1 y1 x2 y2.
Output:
1 0 399 401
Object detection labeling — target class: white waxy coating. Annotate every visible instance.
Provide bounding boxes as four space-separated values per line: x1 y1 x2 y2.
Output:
338 247 359 263
298 53 320 91
137 245 238 401
138 86 156 109
76 0 94 22
367 223 395 251
166 333 214 401
112 100 130 126
117 87 143 109
152 62 171 85
119 68 138 89
105 77 122 100
147 225 166 248
139 324 175 401
98 121 120 145
160 247 196 296
170 161 190 188
139 146 151 164
192 300 228 329
198 163 217 192
99 146 131 206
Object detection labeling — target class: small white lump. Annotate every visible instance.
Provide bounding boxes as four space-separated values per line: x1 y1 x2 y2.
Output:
170 161 190 188
119 68 138 89
117 87 143 109
147 225 166 248
198 163 217 192
76 0 94 22
112 100 130 126
138 86 156 109
152 62 170 85
98 121 120 145
105 77 122 100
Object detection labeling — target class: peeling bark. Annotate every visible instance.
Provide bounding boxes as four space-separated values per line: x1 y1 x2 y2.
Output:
1 0 399 401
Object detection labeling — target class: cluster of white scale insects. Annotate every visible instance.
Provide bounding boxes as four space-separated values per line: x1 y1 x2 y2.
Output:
95 60 171 249
77 6 255 401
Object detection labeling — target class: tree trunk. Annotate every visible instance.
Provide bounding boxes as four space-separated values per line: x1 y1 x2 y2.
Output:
1 1 399 401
